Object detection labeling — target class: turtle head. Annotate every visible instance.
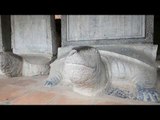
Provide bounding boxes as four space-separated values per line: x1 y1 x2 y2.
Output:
63 46 102 84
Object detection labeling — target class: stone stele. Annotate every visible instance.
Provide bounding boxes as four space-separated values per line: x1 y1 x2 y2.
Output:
44 45 160 103
11 15 57 76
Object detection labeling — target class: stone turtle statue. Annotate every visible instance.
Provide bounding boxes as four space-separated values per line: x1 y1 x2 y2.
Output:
44 45 160 103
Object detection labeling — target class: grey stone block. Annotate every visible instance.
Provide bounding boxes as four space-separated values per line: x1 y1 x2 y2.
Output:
11 15 57 76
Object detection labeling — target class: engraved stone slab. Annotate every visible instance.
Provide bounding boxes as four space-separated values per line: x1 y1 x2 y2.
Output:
62 15 153 46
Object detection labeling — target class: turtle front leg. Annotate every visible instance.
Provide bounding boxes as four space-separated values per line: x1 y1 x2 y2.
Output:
44 73 62 87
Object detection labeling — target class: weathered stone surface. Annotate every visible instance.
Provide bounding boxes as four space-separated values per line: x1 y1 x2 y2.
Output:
0 52 22 77
44 45 160 103
22 59 50 76
61 15 153 46
11 15 57 76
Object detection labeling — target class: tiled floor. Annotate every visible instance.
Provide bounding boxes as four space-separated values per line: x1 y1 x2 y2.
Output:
0 75 159 105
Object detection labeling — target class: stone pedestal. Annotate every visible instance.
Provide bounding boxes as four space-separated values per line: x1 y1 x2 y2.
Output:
11 15 57 76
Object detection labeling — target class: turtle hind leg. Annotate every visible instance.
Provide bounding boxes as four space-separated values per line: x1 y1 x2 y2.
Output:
136 86 160 103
